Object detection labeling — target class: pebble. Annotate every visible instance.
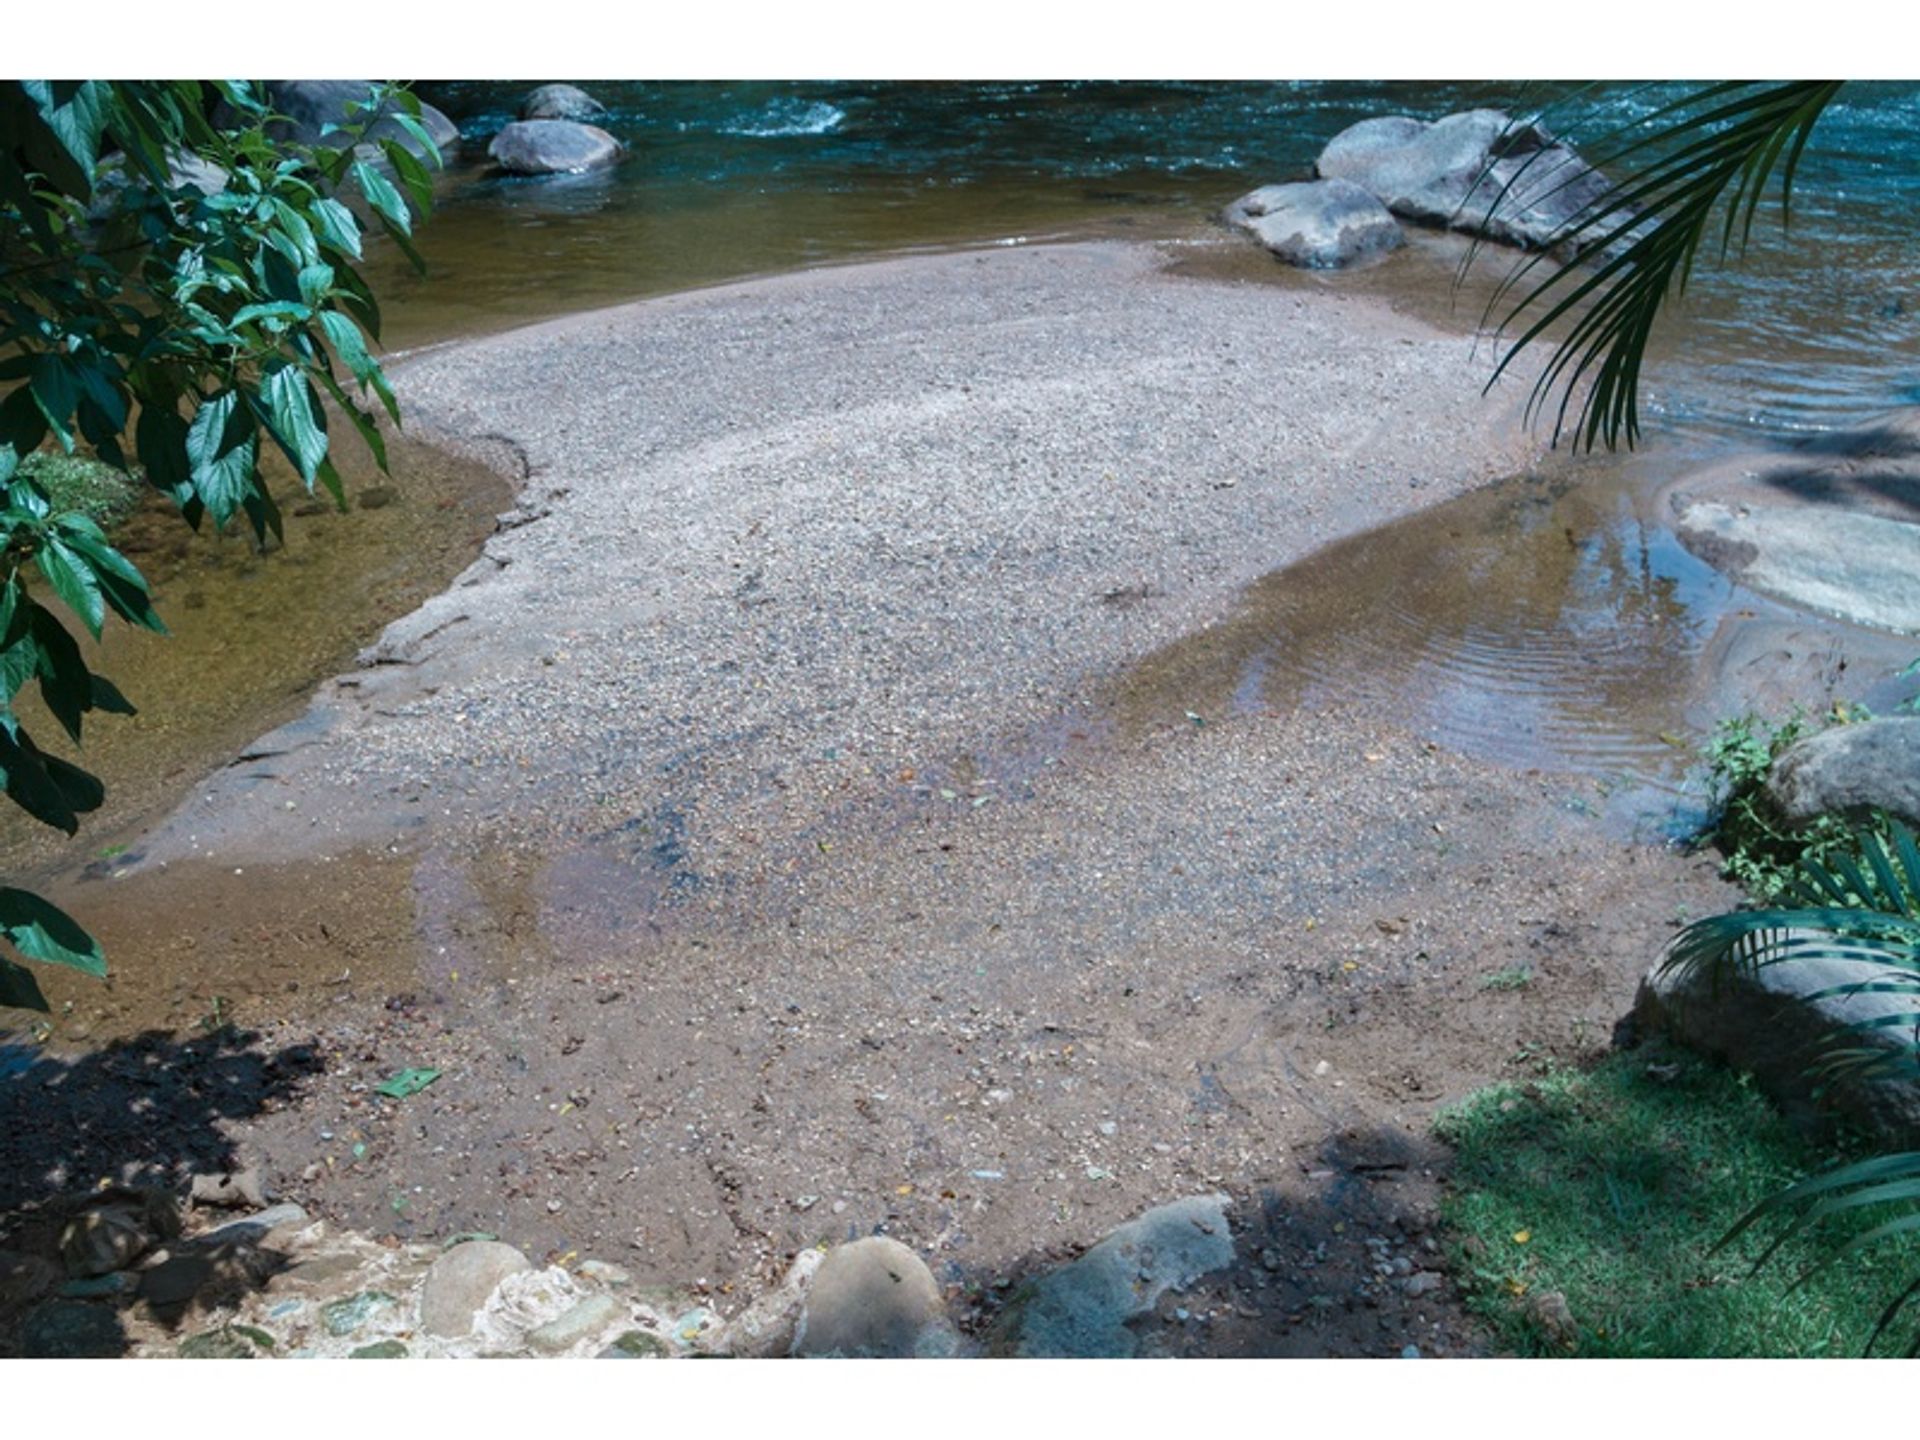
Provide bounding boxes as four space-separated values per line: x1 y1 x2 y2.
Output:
1404 1272 1442 1298
1401 1344 1421 1359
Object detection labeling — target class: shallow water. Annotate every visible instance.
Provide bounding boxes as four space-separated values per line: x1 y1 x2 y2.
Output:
13 81 1920 881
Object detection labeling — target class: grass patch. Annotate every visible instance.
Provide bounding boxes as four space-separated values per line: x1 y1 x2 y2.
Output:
1478 963 1533 992
15 449 143 529
1437 1046 1920 1357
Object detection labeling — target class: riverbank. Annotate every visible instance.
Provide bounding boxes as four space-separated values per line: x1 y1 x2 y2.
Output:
6 238 1741 1356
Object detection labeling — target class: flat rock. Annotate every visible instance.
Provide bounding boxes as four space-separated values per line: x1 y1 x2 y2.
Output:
527 1292 627 1354
1766 717 1920 828
995 1194 1235 1357
1637 942 1920 1145
1221 179 1403 269
521 84 608 123
1317 109 1612 250
189 1168 270 1210
421 1240 533 1337
488 120 621 177
1674 500 1920 635
793 1236 953 1357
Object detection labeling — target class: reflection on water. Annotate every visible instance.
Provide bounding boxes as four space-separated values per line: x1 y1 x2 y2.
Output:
1112 469 1742 791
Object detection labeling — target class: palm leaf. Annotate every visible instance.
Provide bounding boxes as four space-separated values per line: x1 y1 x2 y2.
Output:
1482 81 1844 451
1673 818 1920 1352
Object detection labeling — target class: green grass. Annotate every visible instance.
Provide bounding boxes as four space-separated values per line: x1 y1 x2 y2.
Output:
1437 1047 1920 1357
16 449 143 529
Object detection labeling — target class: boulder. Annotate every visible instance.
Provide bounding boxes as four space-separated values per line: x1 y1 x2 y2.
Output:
59 1188 178 1278
1316 109 1613 250
1221 179 1403 269
488 120 623 177
247 81 459 159
520 84 608 123
792 1236 954 1357
992 1194 1234 1357
722 1247 824 1357
420 1240 532 1337
1766 717 1920 829
1636 944 1920 1145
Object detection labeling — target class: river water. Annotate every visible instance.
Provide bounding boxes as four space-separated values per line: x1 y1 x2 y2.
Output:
10 81 1920 875
389 80 1920 822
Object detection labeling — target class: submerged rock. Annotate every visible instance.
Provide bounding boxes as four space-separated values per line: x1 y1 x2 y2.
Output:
1222 179 1403 269
520 84 608 123
1316 109 1612 250
793 1236 954 1357
1766 717 1920 829
489 120 622 177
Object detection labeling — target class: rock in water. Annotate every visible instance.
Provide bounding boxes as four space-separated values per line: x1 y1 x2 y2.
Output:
520 84 608 123
1221 179 1404 269
226 81 459 159
793 1236 954 1357
1316 109 1612 250
488 120 622 177
420 1240 533 1337
1766 717 1920 829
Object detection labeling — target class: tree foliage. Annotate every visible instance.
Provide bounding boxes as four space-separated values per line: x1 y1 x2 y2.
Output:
0 80 434 1008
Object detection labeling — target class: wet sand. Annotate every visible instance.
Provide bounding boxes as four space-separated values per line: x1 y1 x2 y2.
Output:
9 240 1743 1356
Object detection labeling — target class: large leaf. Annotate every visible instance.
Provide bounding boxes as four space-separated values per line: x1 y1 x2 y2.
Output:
254 364 328 488
0 887 104 976
185 390 260 527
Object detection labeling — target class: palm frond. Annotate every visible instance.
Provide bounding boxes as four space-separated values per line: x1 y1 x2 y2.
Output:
1671 818 1920 1353
1483 81 1844 451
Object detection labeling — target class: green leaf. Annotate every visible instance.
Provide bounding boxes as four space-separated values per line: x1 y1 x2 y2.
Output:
28 353 79 449
0 887 104 977
185 391 259 527
35 536 106 639
350 160 411 237
0 955 50 1011
0 723 102 834
309 197 363 259
254 365 329 488
375 1067 441 1099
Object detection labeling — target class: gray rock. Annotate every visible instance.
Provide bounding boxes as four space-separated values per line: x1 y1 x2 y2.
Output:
1767 718 1920 828
89 150 228 219
20 1299 125 1358
178 1326 257 1359
723 1247 824 1357
488 120 622 177
520 84 608 123
1637 941 1920 1145
421 1240 532 1337
1403 1270 1442 1298
995 1194 1235 1358
527 1293 627 1354
232 81 459 159
60 1190 177 1277
1316 109 1613 250
194 1203 309 1249
321 1289 397 1337
1222 179 1403 269
793 1236 954 1357
189 1167 270 1210
598 1328 669 1358
1674 500 1920 635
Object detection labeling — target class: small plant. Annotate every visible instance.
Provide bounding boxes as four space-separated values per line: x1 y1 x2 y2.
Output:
1700 709 1877 903
1661 819 1920 1355
1480 963 1535 992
